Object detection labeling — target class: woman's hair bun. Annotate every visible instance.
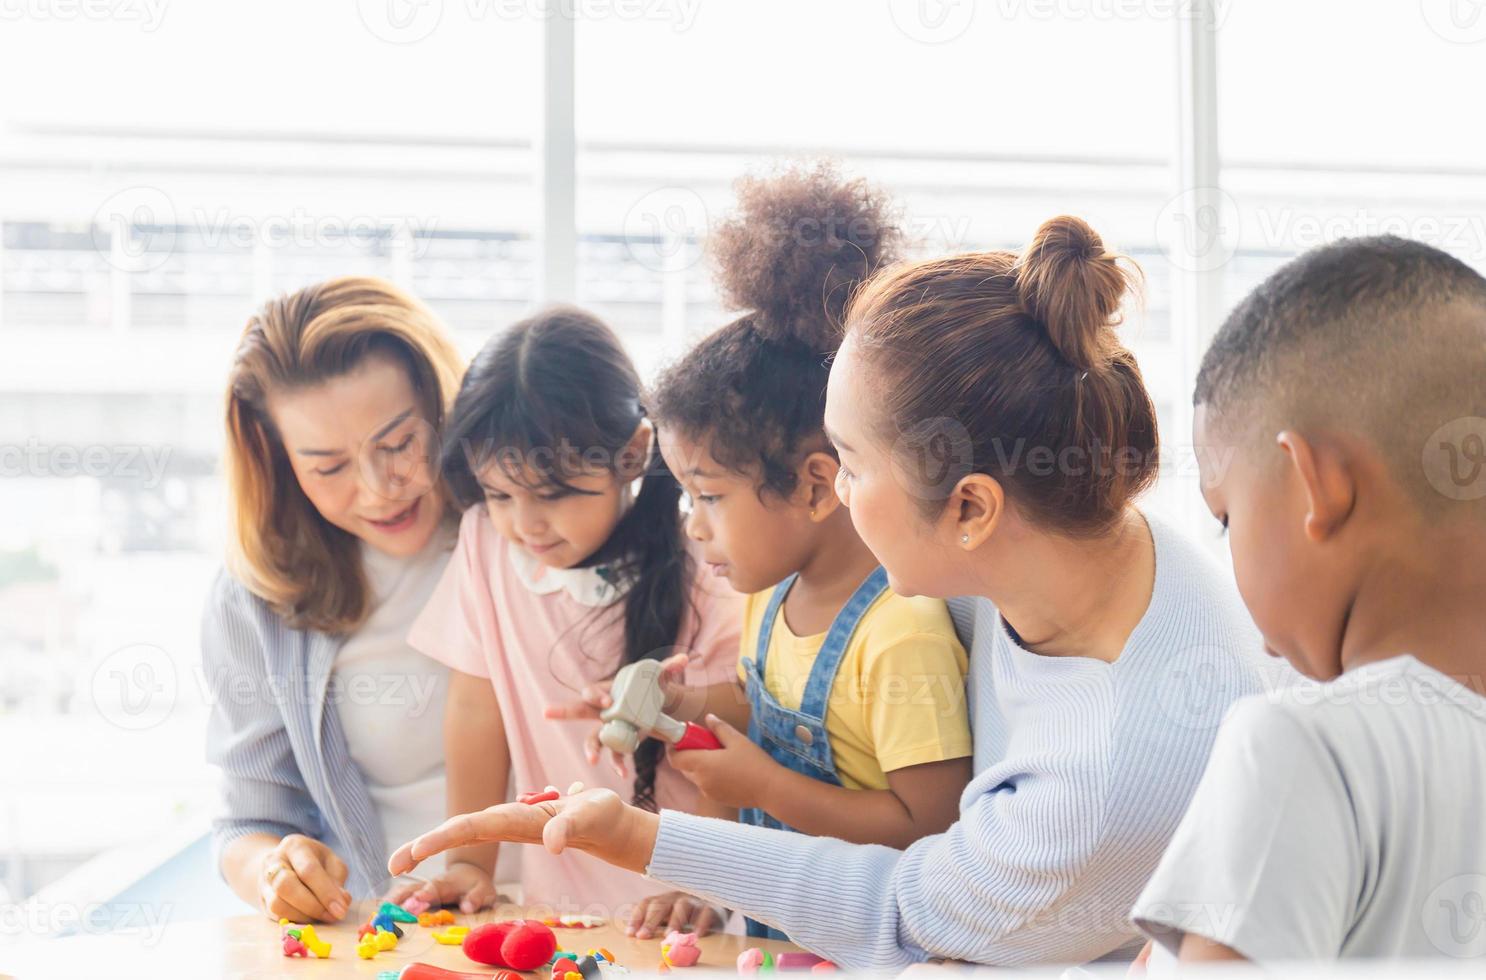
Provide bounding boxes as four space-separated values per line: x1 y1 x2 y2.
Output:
709 160 902 352
1014 215 1138 372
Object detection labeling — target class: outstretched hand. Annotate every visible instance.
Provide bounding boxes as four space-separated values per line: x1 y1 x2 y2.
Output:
387 789 662 879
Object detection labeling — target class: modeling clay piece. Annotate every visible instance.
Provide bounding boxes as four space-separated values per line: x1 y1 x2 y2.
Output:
376 928 400 951
379 900 420 923
463 919 558 970
398 967 530 980
774 953 826 970
575 954 604 980
518 789 560 805
359 923 378 940
566 780 585 795
372 913 405 938
660 932 701 968
736 948 775 974
598 660 723 753
297 924 332 958
434 925 471 945
403 895 433 915
419 909 456 926
357 935 380 960
657 962 670 976
810 963 837 974
551 956 580 980
544 914 606 929
282 934 309 957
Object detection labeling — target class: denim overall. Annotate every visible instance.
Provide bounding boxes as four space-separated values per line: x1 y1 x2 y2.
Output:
739 565 890 940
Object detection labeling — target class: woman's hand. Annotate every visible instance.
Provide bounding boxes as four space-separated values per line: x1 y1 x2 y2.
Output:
257 834 352 923
625 891 727 939
388 788 660 878
382 860 503 915
667 714 780 810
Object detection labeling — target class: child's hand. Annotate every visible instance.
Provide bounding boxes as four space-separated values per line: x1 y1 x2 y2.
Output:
387 788 660 878
667 714 779 810
545 651 696 721
625 890 727 939
382 860 504 915
257 833 352 922
544 651 699 775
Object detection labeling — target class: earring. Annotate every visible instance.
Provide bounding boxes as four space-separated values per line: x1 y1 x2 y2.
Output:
961 534 970 544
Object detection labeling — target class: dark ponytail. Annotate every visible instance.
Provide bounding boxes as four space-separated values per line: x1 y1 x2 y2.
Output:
440 305 691 810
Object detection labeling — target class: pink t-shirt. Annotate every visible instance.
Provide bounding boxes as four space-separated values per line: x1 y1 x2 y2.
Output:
408 505 743 916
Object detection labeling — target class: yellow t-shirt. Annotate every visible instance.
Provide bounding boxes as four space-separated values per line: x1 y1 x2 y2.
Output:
736 586 973 791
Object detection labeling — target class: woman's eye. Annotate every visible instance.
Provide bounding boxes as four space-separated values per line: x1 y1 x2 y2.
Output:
314 462 348 477
380 433 415 455
697 493 720 505
484 490 510 502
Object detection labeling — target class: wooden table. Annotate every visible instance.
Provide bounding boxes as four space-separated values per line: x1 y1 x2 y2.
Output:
0 901 800 979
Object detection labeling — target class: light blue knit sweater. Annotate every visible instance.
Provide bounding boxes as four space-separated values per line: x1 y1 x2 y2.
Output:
646 512 1265 969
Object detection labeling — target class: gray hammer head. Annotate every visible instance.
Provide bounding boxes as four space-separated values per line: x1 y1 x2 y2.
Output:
598 659 686 754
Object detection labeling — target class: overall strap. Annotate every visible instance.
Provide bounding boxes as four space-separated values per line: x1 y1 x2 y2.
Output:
754 572 799 675
797 566 891 713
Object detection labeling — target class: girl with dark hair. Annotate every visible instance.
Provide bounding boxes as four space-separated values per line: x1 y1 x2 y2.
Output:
398 305 742 919
552 163 973 940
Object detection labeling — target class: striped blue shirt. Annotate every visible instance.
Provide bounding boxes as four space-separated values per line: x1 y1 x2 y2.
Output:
201 569 389 897
646 512 1265 968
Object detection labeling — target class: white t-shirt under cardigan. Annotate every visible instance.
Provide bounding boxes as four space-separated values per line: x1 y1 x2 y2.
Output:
644 511 1268 969
1134 654 1486 962
331 526 453 874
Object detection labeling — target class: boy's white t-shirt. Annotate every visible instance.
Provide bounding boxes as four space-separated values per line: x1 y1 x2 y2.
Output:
1133 654 1486 963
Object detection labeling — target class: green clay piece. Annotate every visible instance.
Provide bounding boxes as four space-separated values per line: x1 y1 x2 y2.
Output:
286 928 301 940
378 900 420 923
761 951 775 972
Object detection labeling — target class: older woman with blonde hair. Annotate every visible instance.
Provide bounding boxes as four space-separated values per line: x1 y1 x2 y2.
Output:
203 277 494 922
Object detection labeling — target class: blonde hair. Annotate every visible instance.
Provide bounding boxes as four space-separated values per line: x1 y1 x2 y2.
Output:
223 277 465 634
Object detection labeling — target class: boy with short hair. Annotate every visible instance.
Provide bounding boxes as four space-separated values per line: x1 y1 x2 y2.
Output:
1132 235 1486 962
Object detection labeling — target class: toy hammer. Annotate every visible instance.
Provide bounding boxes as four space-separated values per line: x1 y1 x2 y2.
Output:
599 659 723 754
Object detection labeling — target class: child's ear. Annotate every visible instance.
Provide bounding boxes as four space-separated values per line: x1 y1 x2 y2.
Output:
947 473 1005 549
799 451 844 521
616 419 655 481
1276 430 1356 542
